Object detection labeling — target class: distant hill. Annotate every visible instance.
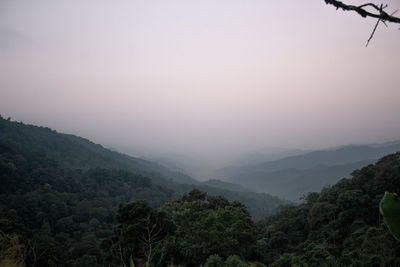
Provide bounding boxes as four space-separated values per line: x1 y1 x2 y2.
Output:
222 142 400 201
227 148 309 168
255 143 400 171
201 179 250 192
211 148 309 180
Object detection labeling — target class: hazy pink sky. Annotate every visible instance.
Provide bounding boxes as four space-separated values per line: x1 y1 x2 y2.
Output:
1 0 400 164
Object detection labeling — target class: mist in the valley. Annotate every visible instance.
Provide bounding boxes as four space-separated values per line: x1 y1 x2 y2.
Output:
1 0 400 180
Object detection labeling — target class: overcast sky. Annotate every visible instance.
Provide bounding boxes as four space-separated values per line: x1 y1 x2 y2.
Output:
1 0 400 165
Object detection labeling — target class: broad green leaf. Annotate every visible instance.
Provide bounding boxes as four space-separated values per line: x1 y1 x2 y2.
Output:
130 256 135 267
379 192 400 241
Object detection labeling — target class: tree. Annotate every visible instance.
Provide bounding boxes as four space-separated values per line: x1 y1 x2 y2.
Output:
154 190 257 266
0 231 26 267
106 200 174 267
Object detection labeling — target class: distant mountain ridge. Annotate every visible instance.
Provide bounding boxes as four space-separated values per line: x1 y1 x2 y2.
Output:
211 148 310 180
255 143 400 172
221 141 400 201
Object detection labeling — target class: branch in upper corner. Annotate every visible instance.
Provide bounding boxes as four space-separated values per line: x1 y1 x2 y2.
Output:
324 0 400 24
324 1 400 46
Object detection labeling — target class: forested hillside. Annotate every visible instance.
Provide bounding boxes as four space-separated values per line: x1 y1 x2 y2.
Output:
2 145 400 266
0 141 176 266
256 152 400 266
0 118 286 266
103 152 400 266
0 117 286 218
0 117 196 185
1 117 400 266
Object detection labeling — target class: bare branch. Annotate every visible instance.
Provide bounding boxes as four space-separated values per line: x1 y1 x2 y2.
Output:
366 18 381 46
325 1 400 46
324 0 400 24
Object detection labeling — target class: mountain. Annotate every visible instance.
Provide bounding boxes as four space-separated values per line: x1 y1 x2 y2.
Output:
227 148 309 167
0 116 287 218
211 148 309 180
0 117 197 185
222 142 400 201
254 143 400 171
141 148 309 182
2 132 399 266
201 179 250 193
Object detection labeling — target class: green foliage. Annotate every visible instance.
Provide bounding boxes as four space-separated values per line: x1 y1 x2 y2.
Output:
380 191 400 241
341 226 400 266
103 200 174 266
257 152 400 265
0 141 174 266
204 254 224 267
299 243 338 267
224 255 247 267
0 231 26 267
172 183 289 220
153 190 257 266
270 253 301 267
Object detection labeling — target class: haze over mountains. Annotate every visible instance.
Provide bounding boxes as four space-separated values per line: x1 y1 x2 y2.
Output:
104 131 400 202
142 147 309 181
2 0 400 265
3 114 399 204
212 141 400 201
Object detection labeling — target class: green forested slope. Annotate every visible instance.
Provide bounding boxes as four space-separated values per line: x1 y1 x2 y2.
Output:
0 117 196 185
0 118 287 266
0 141 173 266
256 152 400 266
100 153 400 266
2 115 399 266
0 117 286 217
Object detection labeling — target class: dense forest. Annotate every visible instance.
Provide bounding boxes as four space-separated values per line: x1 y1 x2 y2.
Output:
1 117 400 266
256 152 400 266
0 117 287 219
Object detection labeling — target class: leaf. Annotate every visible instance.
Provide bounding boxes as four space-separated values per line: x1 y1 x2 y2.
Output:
379 192 400 241
130 256 135 267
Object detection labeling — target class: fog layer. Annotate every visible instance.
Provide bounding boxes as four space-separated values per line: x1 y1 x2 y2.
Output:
1 0 400 167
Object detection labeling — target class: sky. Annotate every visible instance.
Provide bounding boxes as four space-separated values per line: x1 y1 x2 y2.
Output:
1 0 400 167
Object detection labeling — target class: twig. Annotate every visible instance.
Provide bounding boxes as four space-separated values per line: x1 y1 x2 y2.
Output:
366 4 384 47
366 18 381 46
